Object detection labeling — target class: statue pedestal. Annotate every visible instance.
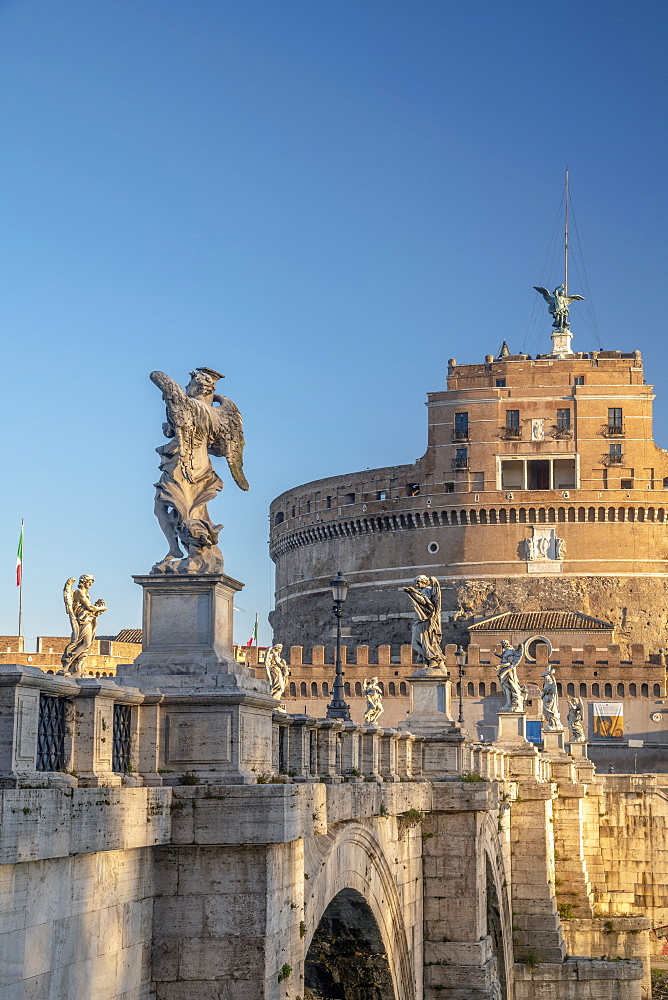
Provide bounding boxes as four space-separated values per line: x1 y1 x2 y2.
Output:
400 673 460 735
117 574 276 784
495 711 528 744
542 728 565 753
123 574 258 691
567 740 588 758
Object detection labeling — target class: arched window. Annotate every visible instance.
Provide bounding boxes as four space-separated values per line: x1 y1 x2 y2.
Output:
598 507 605 522
460 510 468 524
608 507 616 522
389 682 396 696
275 511 284 525
344 682 351 695
499 509 507 524
538 508 546 523
300 682 307 697
588 507 595 522
456 681 461 696
490 682 497 694
378 682 385 695
618 507 625 522
490 509 497 524
322 682 329 696
638 508 645 522
641 683 649 697
400 682 407 695
649 508 656 522
519 509 526 523
659 509 666 522
578 507 586 522
478 682 486 697
355 682 362 696
509 509 517 523
617 683 624 697
629 683 636 697
467 682 475 696
557 683 562 696
628 508 636 522
580 683 587 697
654 684 662 697
568 507 576 522
558 507 566 522
470 510 478 525
604 683 612 698
548 508 556 523
289 682 296 697
592 683 600 696
451 511 458 525
479 509 487 525
311 682 318 697
567 682 575 696
529 508 536 524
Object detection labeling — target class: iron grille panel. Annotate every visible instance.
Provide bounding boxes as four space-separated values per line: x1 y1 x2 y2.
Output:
112 703 132 772
37 695 66 772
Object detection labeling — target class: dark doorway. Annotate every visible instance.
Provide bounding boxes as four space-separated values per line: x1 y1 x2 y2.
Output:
528 460 550 490
486 857 507 999
304 888 395 999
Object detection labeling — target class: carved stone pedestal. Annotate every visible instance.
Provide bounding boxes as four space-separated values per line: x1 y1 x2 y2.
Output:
495 711 528 745
400 673 460 736
123 573 257 691
118 573 276 784
542 728 565 753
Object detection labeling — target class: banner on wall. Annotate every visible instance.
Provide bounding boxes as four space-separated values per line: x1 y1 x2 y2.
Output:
593 702 624 740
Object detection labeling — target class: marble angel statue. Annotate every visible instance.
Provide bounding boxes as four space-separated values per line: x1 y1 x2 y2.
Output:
403 575 446 670
541 666 563 731
61 575 107 674
567 696 586 742
150 367 249 575
363 676 384 726
494 640 525 713
265 643 290 703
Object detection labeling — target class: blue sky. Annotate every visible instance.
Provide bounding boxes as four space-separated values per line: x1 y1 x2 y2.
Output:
0 0 666 646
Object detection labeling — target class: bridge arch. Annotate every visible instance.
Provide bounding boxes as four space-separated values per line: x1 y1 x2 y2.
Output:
482 809 514 1000
303 820 418 1000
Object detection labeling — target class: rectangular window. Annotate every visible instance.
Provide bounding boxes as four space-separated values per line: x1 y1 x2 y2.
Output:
453 412 469 440
495 378 506 388
609 443 622 463
444 482 455 493
377 490 387 501
621 479 633 489
506 410 519 429
501 461 523 489
608 407 622 428
453 448 468 470
557 408 571 429
407 483 420 496
326 496 332 509
573 376 584 386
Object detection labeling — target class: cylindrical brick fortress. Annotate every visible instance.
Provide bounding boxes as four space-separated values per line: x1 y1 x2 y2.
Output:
269 349 668 651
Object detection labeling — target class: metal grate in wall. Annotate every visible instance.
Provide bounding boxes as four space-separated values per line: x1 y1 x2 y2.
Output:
112 703 132 772
37 694 66 771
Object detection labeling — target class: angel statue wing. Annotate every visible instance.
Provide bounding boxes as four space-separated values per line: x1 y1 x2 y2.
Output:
211 395 250 491
428 577 443 635
533 286 554 306
567 294 585 303
63 578 78 640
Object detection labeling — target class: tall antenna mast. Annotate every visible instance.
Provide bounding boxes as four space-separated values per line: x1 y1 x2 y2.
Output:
564 166 569 295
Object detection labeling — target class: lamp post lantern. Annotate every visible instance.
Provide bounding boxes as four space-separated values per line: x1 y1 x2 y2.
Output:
326 570 351 720
456 645 467 726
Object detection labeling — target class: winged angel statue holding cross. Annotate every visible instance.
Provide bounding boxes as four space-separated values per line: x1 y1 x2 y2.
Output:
150 367 249 575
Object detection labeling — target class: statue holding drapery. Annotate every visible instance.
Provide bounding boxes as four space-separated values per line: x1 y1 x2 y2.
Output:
403 575 446 670
150 368 249 575
61 575 107 674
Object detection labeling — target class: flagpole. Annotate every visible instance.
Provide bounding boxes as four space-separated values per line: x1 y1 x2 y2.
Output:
17 518 24 639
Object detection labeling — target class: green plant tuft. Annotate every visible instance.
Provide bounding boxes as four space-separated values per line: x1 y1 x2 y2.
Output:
277 963 292 983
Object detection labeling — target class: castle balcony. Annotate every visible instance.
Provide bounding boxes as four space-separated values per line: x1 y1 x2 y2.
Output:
602 423 626 437
451 457 470 471
551 425 573 440
500 426 522 440
603 453 625 466
451 428 469 441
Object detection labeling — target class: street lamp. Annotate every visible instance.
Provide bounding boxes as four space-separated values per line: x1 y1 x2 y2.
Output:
326 571 351 720
456 645 467 726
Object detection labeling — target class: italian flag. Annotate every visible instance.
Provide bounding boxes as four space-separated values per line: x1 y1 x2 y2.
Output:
246 613 258 647
16 521 23 587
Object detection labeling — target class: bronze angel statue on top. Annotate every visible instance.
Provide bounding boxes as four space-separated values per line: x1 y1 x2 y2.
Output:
150 367 249 575
534 284 584 331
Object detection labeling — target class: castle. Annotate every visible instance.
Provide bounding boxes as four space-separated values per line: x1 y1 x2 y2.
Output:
270 345 668 654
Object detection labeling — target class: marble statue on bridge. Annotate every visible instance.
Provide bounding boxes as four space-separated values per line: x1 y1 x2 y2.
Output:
150 367 249 575
61 575 107 674
494 640 525 712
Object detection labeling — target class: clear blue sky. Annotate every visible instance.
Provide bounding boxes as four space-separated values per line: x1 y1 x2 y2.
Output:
0 0 666 647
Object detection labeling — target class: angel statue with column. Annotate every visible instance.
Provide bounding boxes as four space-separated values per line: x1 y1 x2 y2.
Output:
150 367 249 575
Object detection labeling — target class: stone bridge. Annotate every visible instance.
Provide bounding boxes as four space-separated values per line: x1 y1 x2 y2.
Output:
0 661 662 1000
